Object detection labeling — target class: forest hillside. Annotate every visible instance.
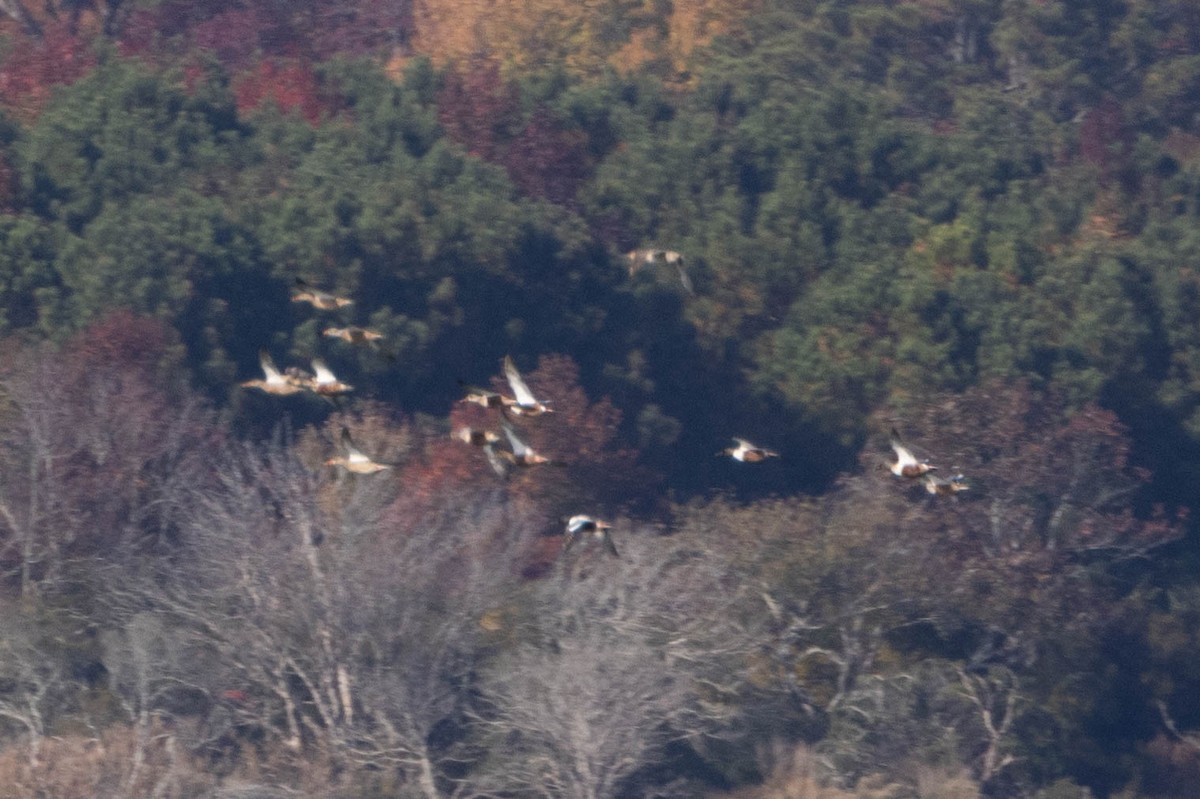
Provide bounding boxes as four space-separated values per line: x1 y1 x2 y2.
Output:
0 1 1198 797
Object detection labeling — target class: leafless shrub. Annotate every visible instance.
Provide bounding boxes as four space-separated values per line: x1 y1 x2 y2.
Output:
712 742 856 799
0 603 75 768
0 723 215 799
913 765 982 799
710 742 983 799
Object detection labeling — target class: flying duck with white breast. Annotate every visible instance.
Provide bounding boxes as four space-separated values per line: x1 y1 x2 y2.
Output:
241 350 306 396
888 428 936 478
564 515 619 558
325 427 391 474
309 359 353 396
499 419 552 467
503 355 553 416
721 438 780 463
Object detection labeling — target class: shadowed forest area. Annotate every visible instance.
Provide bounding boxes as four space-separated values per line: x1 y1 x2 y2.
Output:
0 1 1200 797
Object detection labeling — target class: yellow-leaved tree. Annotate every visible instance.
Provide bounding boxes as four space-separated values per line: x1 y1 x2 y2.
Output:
409 0 761 78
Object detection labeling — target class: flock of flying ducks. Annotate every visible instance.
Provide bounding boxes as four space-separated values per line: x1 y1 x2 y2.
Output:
239 271 968 559
453 355 558 474
241 278 391 472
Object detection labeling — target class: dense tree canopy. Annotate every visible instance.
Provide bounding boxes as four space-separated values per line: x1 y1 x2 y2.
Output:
0 1 1199 797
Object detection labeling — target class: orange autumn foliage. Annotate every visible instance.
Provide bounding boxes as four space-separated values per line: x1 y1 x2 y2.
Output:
410 0 762 78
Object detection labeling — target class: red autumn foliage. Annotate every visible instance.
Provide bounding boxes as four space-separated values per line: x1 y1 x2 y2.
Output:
438 60 592 207
402 354 644 512
386 354 652 581
489 353 652 509
868 380 1180 578
61 308 179 380
190 8 269 69
118 1 252 62
114 9 164 58
0 20 96 118
54 312 222 545
384 416 552 583
1080 94 1133 182
398 435 491 510
233 59 326 124
117 0 411 67
302 0 412 61
437 58 521 162
503 107 592 208
501 354 627 463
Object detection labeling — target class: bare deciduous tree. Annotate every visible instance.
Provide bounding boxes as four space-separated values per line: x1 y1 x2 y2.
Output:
814 660 1023 793
464 525 772 799
99 416 541 798
0 316 218 598
0 605 73 767
473 630 689 799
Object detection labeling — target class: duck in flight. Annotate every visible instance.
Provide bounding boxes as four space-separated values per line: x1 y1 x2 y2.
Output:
309 359 353 396
482 442 511 479
564 515 619 558
924 472 968 496
241 350 306 396
453 427 501 448
889 428 936 478
453 426 507 477
498 419 552 467
457 382 517 412
325 427 391 474
324 325 395 361
292 278 353 311
721 438 780 463
323 325 384 347
503 355 553 416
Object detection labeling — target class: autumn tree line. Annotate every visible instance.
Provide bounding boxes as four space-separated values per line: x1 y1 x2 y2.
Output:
0 0 1198 797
